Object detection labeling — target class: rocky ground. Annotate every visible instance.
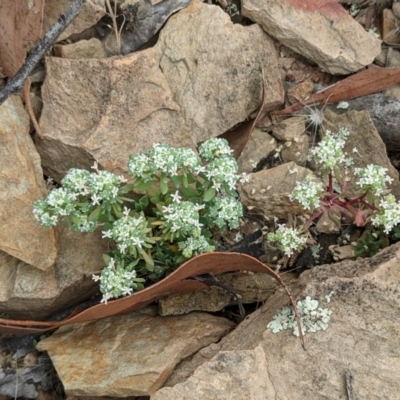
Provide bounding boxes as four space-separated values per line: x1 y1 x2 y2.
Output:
1 0 400 399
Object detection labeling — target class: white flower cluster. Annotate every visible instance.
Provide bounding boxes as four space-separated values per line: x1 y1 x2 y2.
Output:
204 156 238 191
127 143 201 181
267 224 307 257
93 257 140 303
32 189 97 232
178 236 215 258
105 215 155 255
309 128 353 171
62 168 120 204
32 167 122 232
161 201 205 237
290 175 324 211
371 194 400 234
207 196 243 230
355 164 393 196
198 137 233 160
267 296 332 337
199 138 238 192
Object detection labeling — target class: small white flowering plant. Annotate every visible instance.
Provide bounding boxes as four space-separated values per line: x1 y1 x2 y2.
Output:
33 138 244 303
267 127 400 258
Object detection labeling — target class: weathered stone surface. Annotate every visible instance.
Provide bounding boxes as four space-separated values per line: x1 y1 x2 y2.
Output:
237 128 277 173
36 48 194 182
43 0 105 42
287 80 314 104
54 38 107 59
152 345 274 400
242 0 381 74
0 227 108 320
382 8 400 45
375 48 400 68
324 93 400 153
37 1 282 182
281 130 309 167
272 116 305 141
238 162 318 219
154 241 400 399
272 116 309 166
322 109 400 198
0 96 56 270
37 308 235 397
156 1 283 138
158 271 298 316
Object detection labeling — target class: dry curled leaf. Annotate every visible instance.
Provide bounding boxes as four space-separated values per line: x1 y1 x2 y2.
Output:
273 66 400 116
0 252 304 348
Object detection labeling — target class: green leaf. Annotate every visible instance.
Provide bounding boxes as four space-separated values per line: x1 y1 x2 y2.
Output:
135 182 155 192
112 204 123 218
161 172 168 184
160 179 168 194
118 183 136 194
179 187 199 199
88 206 102 222
203 187 216 202
150 195 162 204
222 184 237 197
70 214 80 225
102 254 112 266
186 173 197 184
171 175 180 188
139 196 149 208
183 174 189 188
141 249 154 270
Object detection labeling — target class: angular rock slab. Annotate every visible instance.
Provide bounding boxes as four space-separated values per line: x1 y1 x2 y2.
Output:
36 1 283 181
154 242 400 399
242 0 381 74
238 161 318 219
43 0 105 42
237 128 277 173
0 96 56 270
156 1 283 140
37 47 193 182
158 271 298 316
152 345 275 400
37 308 235 397
0 227 108 320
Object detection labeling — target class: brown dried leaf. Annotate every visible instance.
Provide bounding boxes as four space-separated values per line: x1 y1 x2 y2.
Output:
0 252 304 348
273 66 400 116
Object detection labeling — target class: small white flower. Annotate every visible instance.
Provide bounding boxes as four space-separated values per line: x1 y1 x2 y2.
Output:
355 164 393 196
170 191 182 203
267 224 307 257
102 230 112 239
91 161 99 172
91 194 101 206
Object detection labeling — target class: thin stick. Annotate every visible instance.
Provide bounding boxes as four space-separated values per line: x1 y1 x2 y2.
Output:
0 0 85 106
105 0 121 55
